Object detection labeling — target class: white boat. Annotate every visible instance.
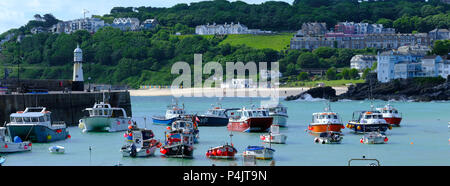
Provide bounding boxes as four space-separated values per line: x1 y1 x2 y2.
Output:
261 102 288 127
309 103 345 135
79 102 132 132
0 127 32 153
314 131 343 144
260 125 287 144
49 145 65 154
121 126 161 157
243 146 275 160
360 132 388 144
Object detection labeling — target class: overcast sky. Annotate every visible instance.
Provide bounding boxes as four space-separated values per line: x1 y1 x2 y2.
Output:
0 0 294 34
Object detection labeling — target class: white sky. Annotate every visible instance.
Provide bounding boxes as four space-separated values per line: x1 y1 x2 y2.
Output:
0 0 294 34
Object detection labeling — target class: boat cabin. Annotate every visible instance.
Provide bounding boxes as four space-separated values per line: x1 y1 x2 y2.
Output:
9 107 54 127
311 112 341 124
171 120 195 132
129 129 155 146
261 103 287 115
85 102 128 118
166 107 185 119
351 111 384 123
229 108 270 120
205 108 227 118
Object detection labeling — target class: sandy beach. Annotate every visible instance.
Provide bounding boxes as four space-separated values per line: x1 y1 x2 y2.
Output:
129 87 348 97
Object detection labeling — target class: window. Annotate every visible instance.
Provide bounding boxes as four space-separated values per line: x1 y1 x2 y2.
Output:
10 117 15 122
24 117 31 122
16 117 23 122
39 116 45 122
31 117 38 122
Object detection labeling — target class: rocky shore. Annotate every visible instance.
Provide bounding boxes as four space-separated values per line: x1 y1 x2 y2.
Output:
285 77 450 102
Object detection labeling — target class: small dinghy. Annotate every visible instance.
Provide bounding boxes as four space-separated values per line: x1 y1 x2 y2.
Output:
360 132 388 144
243 146 275 160
314 131 343 144
0 156 5 166
49 145 65 154
260 125 287 144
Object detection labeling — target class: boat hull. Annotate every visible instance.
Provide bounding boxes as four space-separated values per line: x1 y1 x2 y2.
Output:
347 123 389 134
80 117 131 132
227 117 273 133
271 114 288 127
152 117 176 125
260 134 287 144
361 137 386 144
161 144 194 158
121 147 157 157
309 124 344 134
384 117 402 126
6 125 68 143
243 148 274 160
0 142 32 153
197 116 228 126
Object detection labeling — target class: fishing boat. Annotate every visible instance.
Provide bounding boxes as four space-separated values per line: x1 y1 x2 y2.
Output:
227 107 273 133
314 131 343 144
160 131 195 158
0 127 32 153
78 102 132 132
206 134 237 159
308 104 344 135
360 132 388 144
260 125 287 144
376 104 402 126
121 125 161 157
49 145 65 154
261 102 288 127
243 146 275 160
6 107 70 143
347 110 392 134
152 101 186 125
196 104 231 126
166 117 200 143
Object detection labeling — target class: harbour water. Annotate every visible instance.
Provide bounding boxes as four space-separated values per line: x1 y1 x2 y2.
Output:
3 96 450 166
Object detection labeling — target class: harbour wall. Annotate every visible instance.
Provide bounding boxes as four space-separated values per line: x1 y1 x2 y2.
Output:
0 91 132 126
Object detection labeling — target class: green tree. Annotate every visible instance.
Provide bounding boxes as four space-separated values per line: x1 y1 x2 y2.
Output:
326 67 337 80
297 72 309 81
297 52 319 69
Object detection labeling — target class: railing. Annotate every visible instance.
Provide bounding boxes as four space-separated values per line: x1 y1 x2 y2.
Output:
348 156 380 166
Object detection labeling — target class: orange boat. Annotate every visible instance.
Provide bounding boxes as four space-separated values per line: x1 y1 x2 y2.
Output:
308 107 344 135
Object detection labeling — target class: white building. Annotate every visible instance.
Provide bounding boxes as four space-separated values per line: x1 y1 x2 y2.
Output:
51 17 104 34
112 18 141 31
195 22 270 35
350 55 377 71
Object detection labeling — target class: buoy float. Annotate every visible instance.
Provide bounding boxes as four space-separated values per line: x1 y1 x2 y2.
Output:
28 143 32 147
160 148 167 154
146 149 150 154
47 135 52 140
360 138 364 143
4 144 8 148
357 126 361 130
260 136 265 140
166 126 171 130
410 142 414 144
128 125 132 130
117 121 121 125
67 134 71 139
124 133 128 138
384 137 388 142
128 120 132 124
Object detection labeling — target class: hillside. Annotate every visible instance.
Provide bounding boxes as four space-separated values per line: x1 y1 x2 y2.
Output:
219 33 294 51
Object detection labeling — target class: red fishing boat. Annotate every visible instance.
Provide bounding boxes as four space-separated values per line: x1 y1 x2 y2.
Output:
376 104 402 126
206 134 237 159
227 107 273 133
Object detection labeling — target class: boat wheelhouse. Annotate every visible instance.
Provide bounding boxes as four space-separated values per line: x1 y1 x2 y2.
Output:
6 107 69 143
261 103 288 127
0 127 32 153
347 111 392 134
197 105 230 126
376 104 402 126
79 102 132 132
160 130 195 158
227 107 273 133
167 118 199 143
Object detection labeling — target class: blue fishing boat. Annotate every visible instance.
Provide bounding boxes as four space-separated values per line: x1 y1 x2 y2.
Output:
152 100 186 125
6 107 70 143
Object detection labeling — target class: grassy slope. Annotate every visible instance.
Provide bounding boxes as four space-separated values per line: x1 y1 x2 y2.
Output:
282 79 365 87
219 32 294 51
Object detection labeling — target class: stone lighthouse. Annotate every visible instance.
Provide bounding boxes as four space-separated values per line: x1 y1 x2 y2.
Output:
72 44 84 91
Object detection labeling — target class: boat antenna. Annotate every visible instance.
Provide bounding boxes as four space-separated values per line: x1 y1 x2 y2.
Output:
89 145 92 166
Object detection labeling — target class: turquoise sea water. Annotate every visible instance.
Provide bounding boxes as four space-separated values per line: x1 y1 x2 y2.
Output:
2 96 450 166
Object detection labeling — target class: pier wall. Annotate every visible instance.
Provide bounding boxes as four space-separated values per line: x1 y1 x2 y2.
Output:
0 91 132 126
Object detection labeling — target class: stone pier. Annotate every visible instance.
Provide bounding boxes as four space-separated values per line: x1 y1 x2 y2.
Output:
0 91 132 126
